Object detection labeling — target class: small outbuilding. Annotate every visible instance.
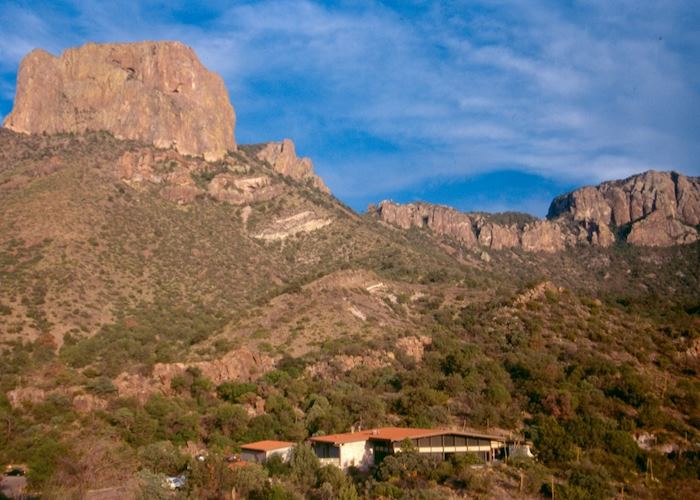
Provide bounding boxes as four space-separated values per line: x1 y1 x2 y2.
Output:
240 440 295 464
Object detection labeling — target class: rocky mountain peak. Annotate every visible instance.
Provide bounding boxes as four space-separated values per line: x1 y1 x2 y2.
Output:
375 171 700 251
548 170 700 247
255 139 330 193
3 41 236 161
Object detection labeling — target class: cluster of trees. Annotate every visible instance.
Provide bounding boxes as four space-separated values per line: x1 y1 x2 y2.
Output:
0 277 698 497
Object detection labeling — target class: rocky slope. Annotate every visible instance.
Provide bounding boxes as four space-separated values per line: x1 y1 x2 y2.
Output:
375 171 699 251
1 40 699 499
3 41 236 160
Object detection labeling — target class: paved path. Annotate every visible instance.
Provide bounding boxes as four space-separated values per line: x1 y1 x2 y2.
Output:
0 475 28 499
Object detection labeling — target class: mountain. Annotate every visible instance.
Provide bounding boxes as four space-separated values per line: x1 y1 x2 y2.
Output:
1 41 699 499
374 171 700 251
549 170 700 246
3 41 236 160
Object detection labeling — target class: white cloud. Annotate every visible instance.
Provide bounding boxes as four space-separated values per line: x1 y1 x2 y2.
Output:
0 0 697 210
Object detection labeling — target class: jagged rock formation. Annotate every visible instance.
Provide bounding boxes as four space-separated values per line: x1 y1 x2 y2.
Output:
375 171 700 251
375 200 570 252
116 147 284 205
3 41 236 160
255 139 330 193
549 171 699 247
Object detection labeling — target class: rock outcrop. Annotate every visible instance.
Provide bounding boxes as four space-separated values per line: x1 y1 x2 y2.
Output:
253 211 333 240
3 41 236 160
548 171 699 247
375 171 700 251
375 200 567 253
256 139 330 193
114 347 274 402
116 147 286 206
6 387 46 408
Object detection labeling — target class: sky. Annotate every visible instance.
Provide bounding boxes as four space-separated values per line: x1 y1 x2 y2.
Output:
1 1 698 216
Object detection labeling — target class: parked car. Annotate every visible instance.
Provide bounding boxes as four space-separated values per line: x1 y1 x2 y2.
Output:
163 475 186 490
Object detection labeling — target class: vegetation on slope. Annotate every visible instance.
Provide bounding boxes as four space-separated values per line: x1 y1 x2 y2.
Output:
0 130 699 498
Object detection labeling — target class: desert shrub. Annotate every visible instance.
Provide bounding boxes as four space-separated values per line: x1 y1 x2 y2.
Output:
217 381 257 403
136 469 171 500
214 402 249 439
289 443 320 490
229 463 269 498
26 437 70 488
565 463 612 500
85 376 117 396
313 464 358 499
377 448 439 489
138 441 187 475
531 415 575 464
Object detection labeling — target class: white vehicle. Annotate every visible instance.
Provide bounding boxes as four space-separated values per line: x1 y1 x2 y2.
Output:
163 475 186 490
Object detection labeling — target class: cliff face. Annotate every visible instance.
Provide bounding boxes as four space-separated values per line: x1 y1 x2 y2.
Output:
3 41 236 160
376 201 570 252
375 171 699 251
548 171 699 247
255 139 330 193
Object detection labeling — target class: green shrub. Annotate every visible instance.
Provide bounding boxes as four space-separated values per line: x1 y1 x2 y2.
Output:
138 441 188 475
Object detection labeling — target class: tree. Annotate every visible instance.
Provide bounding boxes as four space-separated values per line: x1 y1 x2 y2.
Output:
136 470 171 500
228 464 269 498
138 441 187 475
531 415 575 464
315 465 358 499
214 403 248 439
217 381 257 403
289 443 320 490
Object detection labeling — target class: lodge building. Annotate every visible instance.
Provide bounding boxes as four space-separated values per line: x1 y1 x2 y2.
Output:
308 427 507 471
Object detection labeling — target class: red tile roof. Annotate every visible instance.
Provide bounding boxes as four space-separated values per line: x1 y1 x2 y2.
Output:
241 440 295 452
310 430 373 444
309 427 504 445
309 427 438 444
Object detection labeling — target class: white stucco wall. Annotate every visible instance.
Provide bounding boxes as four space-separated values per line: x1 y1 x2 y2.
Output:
339 440 374 470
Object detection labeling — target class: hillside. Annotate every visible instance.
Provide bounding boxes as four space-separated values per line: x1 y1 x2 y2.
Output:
0 41 699 499
1 128 698 498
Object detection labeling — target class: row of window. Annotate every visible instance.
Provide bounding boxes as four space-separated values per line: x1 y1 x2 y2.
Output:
312 443 340 459
411 435 491 448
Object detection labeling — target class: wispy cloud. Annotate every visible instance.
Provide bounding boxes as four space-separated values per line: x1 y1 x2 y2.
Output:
0 0 698 214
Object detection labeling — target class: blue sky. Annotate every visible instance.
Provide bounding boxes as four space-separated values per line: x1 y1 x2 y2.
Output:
1 1 699 215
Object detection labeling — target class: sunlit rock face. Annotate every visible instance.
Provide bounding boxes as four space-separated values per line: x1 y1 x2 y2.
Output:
376 171 700 251
255 139 330 193
549 171 699 247
3 41 236 161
